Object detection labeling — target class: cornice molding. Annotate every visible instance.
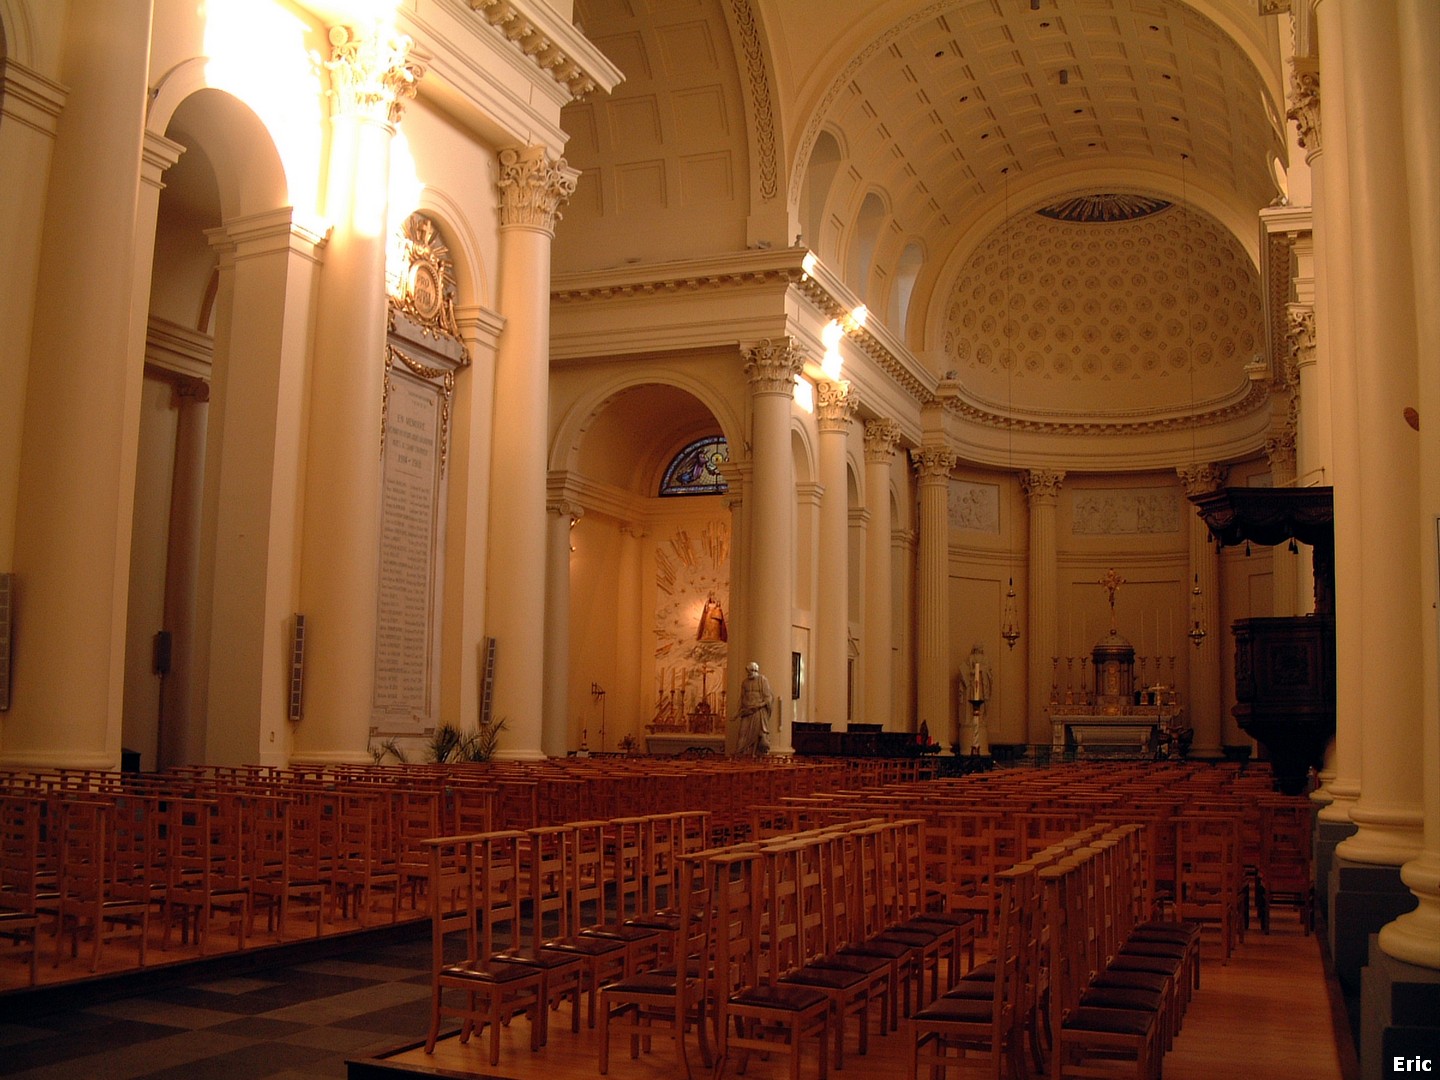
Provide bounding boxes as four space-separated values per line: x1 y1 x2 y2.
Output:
467 0 623 100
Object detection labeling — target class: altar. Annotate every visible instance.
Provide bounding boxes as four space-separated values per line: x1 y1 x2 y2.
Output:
1049 707 1183 759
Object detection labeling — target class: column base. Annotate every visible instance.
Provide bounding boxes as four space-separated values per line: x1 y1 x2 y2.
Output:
1316 819 1359 922
1360 937 1440 1080
1329 857 1417 996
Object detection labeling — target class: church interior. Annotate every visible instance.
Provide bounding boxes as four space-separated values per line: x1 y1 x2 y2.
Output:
0 0 1435 1076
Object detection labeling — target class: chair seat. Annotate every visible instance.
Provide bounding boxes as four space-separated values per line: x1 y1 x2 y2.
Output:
919 910 976 928
811 951 890 975
1108 954 1179 976
1091 969 1170 994
440 959 543 984
542 935 627 958
1080 986 1164 1012
626 912 683 932
1064 1005 1155 1036
840 939 912 960
1121 939 1188 960
940 978 994 999
911 994 995 1022
582 924 660 944
603 971 684 995
1134 919 1201 941
732 984 828 1012
782 965 867 991
493 947 582 972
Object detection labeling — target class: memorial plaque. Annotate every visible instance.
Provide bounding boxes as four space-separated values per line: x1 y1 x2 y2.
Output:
374 368 443 731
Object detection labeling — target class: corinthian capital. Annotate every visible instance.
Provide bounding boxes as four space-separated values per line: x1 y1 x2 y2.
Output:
864 418 902 463
1287 57 1320 155
1020 468 1065 502
496 145 580 232
1286 304 1316 371
742 337 805 395
1265 431 1297 475
1176 462 1229 497
912 445 957 483
326 24 426 124
816 380 856 433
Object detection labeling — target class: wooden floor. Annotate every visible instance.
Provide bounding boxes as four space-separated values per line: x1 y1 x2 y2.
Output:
372 908 1353 1080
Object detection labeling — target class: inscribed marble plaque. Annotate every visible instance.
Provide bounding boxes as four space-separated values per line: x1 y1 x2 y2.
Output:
374 371 442 730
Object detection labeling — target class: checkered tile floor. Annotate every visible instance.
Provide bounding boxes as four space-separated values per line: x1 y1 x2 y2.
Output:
0 933 433 1080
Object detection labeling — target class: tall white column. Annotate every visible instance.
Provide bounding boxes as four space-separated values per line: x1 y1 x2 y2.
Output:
914 446 957 745
486 146 577 761
160 379 209 769
1332 0 1425 873
543 500 581 757
3 0 152 768
1178 464 1227 757
720 464 749 754
1264 430 1303 617
743 339 803 754
1022 469 1064 748
1309 2 1362 827
616 521 648 754
293 25 422 765
1380 0 1440 971
863 420 900 729
815 381 855 727
0 59 66 572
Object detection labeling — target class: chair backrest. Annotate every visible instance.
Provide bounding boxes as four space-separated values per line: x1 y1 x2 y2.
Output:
524 825 572 947
476 830 528 955
0 794 45 911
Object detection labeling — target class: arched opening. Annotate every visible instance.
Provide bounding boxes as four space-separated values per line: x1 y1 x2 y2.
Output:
121 87 295 769
563 383 735 755
890 240 925 343
847 192 886 299
802 130 843 255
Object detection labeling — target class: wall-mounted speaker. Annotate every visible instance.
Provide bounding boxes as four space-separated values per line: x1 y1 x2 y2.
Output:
0 574 12 712
288 613 306 721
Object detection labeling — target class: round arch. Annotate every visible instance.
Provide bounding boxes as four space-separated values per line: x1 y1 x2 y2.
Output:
412 187 490 312
0 0 36 66
549 364 746 477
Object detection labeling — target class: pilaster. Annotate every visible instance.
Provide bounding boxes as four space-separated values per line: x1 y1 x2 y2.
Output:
543 499 582 756
1178 463 1227 757
863 420 901 730
1021 469 1064 748
914 446 957 745
815 380 855 728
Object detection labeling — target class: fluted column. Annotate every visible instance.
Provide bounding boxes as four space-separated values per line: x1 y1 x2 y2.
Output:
160 380 209 770
914 446 957 745
1022 469 1064 748
744 341 803 753
1384 0 1440 971
1378 0 1440 970
293 25 423 765
815 381 855 727
1178 464 1227 757
2 0 152 768
1307 5 1362 828
863 420 900 729
543 501 581 756
1331 0 1425 878
486 145 578 761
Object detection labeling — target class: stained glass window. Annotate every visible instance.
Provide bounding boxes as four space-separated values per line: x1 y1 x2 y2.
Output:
660 436 729 496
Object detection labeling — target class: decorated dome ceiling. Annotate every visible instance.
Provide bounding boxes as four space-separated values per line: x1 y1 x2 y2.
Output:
941 199 1263 422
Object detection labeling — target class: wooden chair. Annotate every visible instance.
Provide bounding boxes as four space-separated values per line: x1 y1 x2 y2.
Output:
422 834 544 1065
598 846 716 1077
907 865 1032 1080
161 798 249 954
711 849 831 1080
330 792 401 927
0 794 44 985
1043 856 1161 1080
478 829 584 1043
524 825 628 1028
1175 813 1246 962
1257 801 1314 933
771 837 873 1070
577 818 663 973
52 800 150 972
249 795 326 940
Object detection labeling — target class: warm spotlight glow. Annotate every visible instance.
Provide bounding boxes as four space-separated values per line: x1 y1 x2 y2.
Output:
802 252 818 276
820 319 844 380
202 0 331 217
848 304 868 328
383 130 424 278
793 375 815 413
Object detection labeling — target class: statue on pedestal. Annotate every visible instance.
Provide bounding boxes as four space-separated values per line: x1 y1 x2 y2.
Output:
959 643 993 756
734 661 774 756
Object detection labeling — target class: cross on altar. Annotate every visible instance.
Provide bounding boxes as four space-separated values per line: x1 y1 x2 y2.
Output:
1098 568 1126 634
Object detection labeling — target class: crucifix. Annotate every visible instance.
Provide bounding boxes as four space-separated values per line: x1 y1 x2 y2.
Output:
1098 567 1126 635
